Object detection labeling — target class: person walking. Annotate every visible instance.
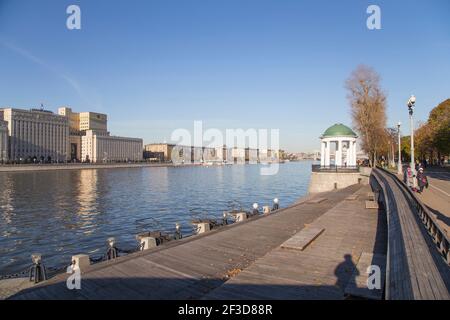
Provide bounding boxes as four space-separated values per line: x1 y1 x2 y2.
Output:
415 159 421 171
404 166 414 189
416 167 428 193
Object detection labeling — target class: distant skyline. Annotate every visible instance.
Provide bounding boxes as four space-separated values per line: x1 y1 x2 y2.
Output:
0 0 449 152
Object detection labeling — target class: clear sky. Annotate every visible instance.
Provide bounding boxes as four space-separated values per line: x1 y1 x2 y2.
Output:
0 0 449 152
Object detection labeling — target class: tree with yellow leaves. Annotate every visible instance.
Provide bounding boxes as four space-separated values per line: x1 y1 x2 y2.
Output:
345 65 387 167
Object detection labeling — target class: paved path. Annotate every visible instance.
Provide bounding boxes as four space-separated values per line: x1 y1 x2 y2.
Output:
396 167 450 235
203 185 387 299
10 185 364 300
416 169 450 235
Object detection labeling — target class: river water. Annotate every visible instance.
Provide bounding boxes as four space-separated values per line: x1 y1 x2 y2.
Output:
0 161 313 275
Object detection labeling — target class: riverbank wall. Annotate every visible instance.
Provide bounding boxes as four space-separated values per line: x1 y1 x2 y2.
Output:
308 167 371 193
0 163 200 173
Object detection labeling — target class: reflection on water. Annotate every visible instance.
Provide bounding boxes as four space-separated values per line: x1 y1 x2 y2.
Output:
0 161 312 275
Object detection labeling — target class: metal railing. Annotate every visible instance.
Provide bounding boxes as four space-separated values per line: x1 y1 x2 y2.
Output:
311 164 359 173
0 199 285 283
375 167 450 265
372 167 450 299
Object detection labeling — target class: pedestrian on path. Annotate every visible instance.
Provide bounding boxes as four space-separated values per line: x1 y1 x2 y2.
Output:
403 166 415 190
416 167 429 193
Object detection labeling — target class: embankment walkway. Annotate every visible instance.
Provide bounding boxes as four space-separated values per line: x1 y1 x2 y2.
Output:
11 184 383 300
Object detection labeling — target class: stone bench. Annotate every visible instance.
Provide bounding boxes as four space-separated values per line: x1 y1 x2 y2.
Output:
281 227 325 251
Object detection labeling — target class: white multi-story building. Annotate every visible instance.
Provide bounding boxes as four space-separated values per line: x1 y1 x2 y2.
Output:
0 108 69 162
58 107 108 162
0 120 8 162
81 130 143 163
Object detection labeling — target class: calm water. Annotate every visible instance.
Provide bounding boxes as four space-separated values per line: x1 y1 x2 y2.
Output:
0 161 312 275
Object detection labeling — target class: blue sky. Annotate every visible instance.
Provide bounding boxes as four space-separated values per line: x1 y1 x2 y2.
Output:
0 0 449 152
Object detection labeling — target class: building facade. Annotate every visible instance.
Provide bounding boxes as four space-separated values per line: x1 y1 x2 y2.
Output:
0 108 69 162
79 111 107 132
81 130 143 163
58 107 108 161
0 120 8 162
144 143 228 163
143 143 280 164
144 143 175 162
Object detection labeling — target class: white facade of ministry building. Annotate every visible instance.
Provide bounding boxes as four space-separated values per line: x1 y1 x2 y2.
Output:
0 120 8 162
82 130 143 163
0 108 69 162
320 123 357 167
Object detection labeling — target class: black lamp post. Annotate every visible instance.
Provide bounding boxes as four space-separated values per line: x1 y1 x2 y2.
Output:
407 95 417 188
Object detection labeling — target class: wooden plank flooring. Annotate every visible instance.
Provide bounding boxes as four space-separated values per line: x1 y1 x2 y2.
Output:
203 185 388 300
344 252 386 300
11 185 362 300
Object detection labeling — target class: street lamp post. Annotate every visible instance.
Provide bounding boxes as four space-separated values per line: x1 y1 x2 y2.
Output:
397 122 402 175
407 95 417 189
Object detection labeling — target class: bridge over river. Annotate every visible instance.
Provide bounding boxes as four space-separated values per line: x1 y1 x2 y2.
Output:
7 168 450 300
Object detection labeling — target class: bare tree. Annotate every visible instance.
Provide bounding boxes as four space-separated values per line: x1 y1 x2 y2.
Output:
345 65 387 166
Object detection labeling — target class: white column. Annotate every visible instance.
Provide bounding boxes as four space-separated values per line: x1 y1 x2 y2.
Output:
352 140 357 166
336 139 342 166
324 140 330 166
349 141 353 166
320 141 325 167
348 140 351 166
345 140 350 166
347 141 351 166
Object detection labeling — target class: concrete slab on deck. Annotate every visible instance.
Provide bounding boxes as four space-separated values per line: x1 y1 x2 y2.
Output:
365 201 379 209
280 227 325 251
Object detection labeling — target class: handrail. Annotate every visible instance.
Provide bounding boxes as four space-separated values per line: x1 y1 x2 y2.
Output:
370 169 393 299
311 164 359 173
379 168 450 265
371 168 450 299
375 167 450 265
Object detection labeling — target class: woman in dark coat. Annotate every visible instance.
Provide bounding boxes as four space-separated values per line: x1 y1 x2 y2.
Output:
416 167 428 193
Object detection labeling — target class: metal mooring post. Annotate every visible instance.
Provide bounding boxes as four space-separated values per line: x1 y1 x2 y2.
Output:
29 253 47 284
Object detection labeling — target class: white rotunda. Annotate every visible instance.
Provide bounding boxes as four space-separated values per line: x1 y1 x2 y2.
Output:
320 123 358 168
309 124 365 193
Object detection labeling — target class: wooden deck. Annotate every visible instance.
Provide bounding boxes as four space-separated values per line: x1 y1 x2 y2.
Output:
203 185 387 300
11 185 368 300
